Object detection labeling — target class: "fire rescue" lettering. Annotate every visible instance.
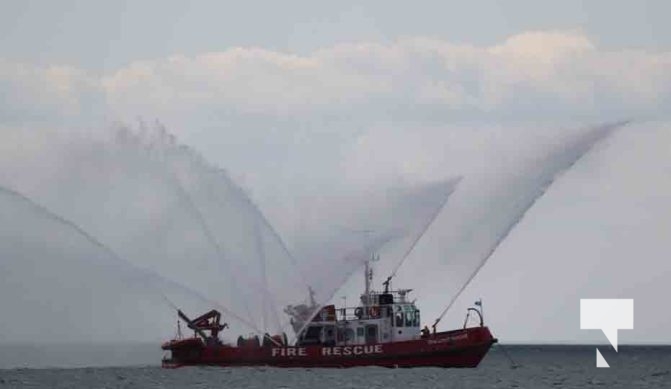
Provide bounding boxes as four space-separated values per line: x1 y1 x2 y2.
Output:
271 345 384 358
321 345 383 356
271 347 307 357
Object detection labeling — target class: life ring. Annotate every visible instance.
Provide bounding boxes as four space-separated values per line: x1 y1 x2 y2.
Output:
354 307 363 318
369 306 380 318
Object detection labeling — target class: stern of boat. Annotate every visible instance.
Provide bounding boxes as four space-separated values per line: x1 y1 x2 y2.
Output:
161 337 204 368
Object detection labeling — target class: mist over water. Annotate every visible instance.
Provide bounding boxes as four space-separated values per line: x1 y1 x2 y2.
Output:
0 120 634 347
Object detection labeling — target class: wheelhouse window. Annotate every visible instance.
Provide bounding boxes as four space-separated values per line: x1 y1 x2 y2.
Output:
405 309 414 327
305 325 321 339
395 306 404 327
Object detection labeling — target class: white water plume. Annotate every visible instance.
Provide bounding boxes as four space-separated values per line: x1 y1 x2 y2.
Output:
0 119 635 344
291 178 462 304
0 186 216 343
389 121 630 328
0 122 469 343
0 124 305 340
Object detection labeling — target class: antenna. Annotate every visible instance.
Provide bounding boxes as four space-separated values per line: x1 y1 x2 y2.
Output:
364 259 371 298
363 252 379 308
308 286 316 307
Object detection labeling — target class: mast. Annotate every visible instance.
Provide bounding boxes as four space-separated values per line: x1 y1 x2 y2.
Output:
364 260 371 298
363 253 377 310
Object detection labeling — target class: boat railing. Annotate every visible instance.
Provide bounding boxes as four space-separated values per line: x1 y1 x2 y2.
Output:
336 305 393 321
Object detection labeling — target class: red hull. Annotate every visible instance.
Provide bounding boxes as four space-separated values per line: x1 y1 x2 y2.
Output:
162 326 496 368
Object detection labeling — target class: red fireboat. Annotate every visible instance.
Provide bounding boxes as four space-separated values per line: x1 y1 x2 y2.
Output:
162 262 497 368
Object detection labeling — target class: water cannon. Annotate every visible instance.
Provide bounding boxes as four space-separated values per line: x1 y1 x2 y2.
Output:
382 276 392 293
177 309 228 342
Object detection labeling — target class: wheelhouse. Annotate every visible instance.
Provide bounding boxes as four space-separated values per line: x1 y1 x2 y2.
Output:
296 287 421 347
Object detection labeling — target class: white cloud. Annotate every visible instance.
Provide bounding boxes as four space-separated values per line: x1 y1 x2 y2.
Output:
2 30 670 125
100 30 670 120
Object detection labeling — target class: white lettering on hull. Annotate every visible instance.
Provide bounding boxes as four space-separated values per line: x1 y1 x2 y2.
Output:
271 347 307 357
271 345 384 358
321 345 383 357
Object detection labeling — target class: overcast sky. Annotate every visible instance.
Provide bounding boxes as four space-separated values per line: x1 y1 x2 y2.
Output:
2 1 671 68
1 1 670 344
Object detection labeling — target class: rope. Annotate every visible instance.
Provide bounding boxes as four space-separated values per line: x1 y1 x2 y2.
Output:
497 343 520 369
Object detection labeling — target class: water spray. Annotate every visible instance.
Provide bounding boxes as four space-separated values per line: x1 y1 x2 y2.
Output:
0 184 266 336
383 176 462 291
430 121 628 329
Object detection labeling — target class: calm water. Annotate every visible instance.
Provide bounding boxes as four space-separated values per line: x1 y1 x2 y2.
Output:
0 345 669 388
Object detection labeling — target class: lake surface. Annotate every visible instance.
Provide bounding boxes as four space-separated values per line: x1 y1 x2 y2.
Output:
0 345 669 388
